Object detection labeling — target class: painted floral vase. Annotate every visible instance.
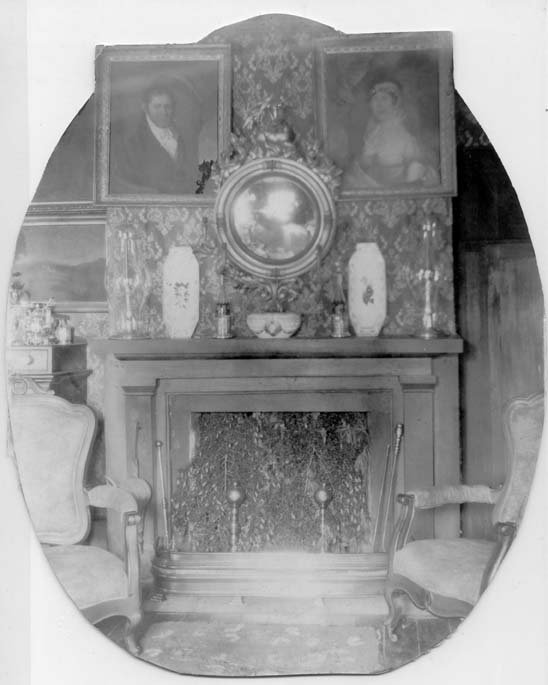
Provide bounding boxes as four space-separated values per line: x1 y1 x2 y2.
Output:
162 246 199 338
348 242 386 337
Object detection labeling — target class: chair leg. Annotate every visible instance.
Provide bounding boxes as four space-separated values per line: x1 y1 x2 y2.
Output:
384 584 406 642
124 611 143 655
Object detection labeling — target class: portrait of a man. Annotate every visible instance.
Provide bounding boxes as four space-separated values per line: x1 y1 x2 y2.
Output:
111 83 197 194
96 45 231 203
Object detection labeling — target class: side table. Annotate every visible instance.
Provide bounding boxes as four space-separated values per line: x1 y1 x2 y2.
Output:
7 341 91 404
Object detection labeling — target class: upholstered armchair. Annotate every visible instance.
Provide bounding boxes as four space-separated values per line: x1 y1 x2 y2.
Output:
384 393 544 640
9 378 151 654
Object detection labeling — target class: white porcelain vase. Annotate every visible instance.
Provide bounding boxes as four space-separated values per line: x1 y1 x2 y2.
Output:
348 242 387 337
162 246 200 338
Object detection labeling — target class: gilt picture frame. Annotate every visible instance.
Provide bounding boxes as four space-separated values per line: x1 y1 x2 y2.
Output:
95 43 231 205
315 32 456 199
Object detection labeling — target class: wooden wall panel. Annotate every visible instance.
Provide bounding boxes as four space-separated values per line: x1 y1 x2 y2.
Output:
459 241 544 538
432 355 461 538
403 390 434 540
458 248 493 539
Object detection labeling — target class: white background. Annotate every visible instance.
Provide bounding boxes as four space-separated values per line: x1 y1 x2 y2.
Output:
0 1 546 684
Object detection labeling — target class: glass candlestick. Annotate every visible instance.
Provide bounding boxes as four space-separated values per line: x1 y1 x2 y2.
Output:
417 218 440 339
110 229 151 339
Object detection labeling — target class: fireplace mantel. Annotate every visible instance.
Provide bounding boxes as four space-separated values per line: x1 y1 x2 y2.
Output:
91 336 463 360
91 335 462 576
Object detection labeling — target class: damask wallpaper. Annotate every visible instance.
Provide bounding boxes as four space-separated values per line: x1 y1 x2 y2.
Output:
106 197 454 339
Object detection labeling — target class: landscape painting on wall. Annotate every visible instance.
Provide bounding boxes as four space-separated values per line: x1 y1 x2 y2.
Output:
315 31 456 198
13 222 106 310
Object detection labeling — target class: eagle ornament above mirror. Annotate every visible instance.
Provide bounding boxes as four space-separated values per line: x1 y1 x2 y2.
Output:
213 99 342 280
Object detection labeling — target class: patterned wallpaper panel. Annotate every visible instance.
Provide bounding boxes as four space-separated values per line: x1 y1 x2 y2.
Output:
106 14 455 338
204 14 334 143
106 196 454 339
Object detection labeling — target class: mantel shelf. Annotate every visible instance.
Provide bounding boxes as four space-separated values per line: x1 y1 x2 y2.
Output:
89 335 463 360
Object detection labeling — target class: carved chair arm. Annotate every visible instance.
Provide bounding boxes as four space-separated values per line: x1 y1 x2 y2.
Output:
86 484 141 597
404 484 500 510
387 486 501 572
106 476 151 552
87 484 139 514
479 521 517 594
118 477 152 512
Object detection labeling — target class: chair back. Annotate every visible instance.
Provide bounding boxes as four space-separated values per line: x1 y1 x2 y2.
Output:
9 382 97 545
492 393 544 526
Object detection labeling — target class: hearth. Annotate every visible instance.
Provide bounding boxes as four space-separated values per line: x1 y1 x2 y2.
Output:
151 551 388 604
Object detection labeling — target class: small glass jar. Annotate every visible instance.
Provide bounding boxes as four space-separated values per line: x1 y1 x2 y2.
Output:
330 266 350 338
215 301 232 339
56 318 72 345
214 270 233 339
331 301 349 338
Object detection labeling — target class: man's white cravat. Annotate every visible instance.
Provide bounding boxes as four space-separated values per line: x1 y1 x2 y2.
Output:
146 115 178 160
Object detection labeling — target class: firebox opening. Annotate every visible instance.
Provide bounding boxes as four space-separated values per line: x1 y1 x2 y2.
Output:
170 411 391 554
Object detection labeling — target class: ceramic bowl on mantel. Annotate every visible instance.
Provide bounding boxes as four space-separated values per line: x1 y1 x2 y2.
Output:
246 312 302 339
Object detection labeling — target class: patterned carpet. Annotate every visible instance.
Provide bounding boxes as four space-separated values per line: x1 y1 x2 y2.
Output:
138 620 383 676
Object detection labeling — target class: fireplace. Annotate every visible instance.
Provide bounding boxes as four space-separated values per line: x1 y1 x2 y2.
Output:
91 336 462 612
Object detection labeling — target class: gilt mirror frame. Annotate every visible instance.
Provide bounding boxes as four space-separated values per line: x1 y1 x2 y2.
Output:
214 157 337 280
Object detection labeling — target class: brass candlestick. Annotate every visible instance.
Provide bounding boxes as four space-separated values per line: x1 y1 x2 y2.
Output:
227 481 246 552
314 482 333 553
418 218 440 339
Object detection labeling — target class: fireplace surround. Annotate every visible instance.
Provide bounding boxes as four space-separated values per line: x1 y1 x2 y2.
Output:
91 335 462 610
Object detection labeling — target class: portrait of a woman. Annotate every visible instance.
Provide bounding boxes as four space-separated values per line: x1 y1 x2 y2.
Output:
317 37 453 197
342 79 439 190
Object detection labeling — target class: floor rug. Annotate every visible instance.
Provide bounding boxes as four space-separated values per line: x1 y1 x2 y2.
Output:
139 620 383 676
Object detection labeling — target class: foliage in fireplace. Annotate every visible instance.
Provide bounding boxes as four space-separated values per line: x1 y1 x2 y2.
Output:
171 412 373 553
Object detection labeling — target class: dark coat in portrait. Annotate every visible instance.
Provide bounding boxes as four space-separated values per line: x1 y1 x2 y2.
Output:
111 116 198 195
